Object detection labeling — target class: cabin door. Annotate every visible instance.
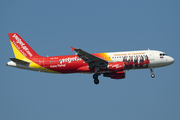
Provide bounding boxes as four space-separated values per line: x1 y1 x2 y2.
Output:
148 51 154 60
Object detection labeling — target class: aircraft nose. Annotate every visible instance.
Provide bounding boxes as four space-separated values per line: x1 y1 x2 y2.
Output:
169 57 174 64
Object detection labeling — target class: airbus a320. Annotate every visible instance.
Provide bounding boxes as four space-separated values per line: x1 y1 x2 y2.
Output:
7 33 174 84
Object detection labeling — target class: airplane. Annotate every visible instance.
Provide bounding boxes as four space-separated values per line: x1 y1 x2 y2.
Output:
7 33 174 84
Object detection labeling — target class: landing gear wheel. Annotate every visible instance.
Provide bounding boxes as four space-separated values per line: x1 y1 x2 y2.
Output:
150 68 155 78
93 74 100 84
94 79 99 84
93 74 98 79
151 74 155 78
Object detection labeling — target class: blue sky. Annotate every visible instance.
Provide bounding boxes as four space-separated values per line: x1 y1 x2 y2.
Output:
1 0 180 120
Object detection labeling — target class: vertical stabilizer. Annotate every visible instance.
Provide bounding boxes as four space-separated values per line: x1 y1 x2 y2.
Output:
8 33 39 59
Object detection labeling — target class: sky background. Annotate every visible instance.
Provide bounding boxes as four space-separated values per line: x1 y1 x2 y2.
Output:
1 0 180 120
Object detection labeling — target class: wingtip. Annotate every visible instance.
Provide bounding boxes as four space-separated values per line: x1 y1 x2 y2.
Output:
71 46 76 51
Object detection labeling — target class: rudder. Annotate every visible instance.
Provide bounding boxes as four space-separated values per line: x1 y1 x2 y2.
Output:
8 33 39 59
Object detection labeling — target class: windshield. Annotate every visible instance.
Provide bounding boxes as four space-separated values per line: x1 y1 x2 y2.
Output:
160 53 167 56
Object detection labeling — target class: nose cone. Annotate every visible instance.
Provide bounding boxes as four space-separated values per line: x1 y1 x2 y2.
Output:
168 56 174 65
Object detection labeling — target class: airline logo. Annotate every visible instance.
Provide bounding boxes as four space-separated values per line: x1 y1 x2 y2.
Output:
59 56 79 64
11 33 33 57
111 64 122 69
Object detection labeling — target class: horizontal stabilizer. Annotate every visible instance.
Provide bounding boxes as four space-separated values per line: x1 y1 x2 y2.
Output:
9 58 30 65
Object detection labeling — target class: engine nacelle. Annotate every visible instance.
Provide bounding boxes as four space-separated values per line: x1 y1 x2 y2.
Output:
103 71 125 79
107 62 124 71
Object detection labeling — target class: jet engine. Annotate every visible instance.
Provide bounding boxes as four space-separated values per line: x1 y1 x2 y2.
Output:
107 62 124 71
103 71 125 79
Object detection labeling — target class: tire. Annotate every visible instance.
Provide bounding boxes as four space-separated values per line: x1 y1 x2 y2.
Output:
151 74 155 78
94 79 99 84
93 74 98 79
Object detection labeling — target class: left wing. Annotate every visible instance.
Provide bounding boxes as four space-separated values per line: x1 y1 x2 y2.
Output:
71 47 108 72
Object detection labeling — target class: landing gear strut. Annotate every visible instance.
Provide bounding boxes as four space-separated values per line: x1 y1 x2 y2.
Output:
93 74 100 84
150 68 155 78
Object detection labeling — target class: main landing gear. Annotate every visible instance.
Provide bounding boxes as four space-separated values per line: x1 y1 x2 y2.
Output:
93 74 100 84
150 68 155 78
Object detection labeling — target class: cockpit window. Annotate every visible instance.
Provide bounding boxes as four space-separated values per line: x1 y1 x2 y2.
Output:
160 53 167 56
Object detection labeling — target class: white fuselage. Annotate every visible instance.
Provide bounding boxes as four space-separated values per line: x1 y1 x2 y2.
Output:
103 50 174 69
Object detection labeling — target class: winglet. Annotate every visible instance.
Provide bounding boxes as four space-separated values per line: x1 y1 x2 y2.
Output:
71 46 76 51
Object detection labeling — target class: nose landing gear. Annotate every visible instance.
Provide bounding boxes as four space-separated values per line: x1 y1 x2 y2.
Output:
151 74 155 78
150 68 155 78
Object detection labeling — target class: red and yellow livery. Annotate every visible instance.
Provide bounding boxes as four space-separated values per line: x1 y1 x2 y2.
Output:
7 33 174 84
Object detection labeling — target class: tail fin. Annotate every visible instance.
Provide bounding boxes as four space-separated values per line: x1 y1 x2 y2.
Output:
8 33 40 59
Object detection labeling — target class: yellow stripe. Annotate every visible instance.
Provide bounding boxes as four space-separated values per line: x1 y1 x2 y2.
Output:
10 41 58 73
10 41 26 60
99 53 112 61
